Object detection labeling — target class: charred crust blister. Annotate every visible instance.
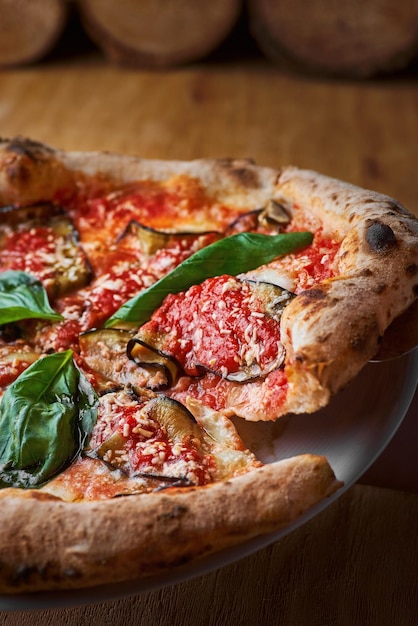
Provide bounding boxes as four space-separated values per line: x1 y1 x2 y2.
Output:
298 288 327 304
5 162 31 185
360 268 374 277
296 290 328 316
5 137 52 161
406 263 418 276
63 567 82 579
157 505 188 522
11 564 50 585
229 167 260 189
365 220 397 253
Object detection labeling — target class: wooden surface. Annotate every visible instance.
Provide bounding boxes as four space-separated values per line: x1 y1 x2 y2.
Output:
0 52 417 624
1 485 417 626
0 55 418 214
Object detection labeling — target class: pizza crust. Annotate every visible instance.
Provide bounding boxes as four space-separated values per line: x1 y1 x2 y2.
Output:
0 454 341 593
276 168 418 408
0 136 280 210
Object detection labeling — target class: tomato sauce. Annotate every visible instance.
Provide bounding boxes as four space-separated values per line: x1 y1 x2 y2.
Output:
146 275 283 378
169 368 288 419
0 228 57 284
90 401 213 485
64 178 238 243
279 222 340 292
293 232 340 291
0 359 33 389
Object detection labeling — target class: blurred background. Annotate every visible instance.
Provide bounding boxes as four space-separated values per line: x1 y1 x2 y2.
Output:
0 0 418 213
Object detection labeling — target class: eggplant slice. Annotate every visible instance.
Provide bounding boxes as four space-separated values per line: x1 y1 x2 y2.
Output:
80 328 181 391
127 337 182 389
118 220 222 255
83 388 260 494
242 279 295 320
131 277 294 385
0 344 41 392
225 200 291 235
87 389 204 486
258 199 291 229
0 203 92 298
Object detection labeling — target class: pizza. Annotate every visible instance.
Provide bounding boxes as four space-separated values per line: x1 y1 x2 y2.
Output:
0 136 417 594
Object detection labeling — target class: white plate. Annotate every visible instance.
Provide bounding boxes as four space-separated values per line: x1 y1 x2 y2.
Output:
1 349 417 610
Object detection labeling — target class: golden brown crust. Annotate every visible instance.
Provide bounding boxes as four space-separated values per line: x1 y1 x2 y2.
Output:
0 137 73 206
0 454 341 594
276 168 418 409
0 137 279 209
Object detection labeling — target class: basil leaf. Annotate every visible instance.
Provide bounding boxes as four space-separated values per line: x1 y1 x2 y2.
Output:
0 350 98 489
106 231 313 328
0 270 64 324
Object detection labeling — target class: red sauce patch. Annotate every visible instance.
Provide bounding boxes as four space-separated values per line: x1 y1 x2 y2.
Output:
65 178 234 243
90 397 214 485
293 232 340 291
0 228 57 285
0 359 33 389
145 275 283 378
169 368 288 420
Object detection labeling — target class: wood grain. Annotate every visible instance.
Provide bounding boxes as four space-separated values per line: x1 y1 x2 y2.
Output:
0 59 417 215
0 0 68 67
1 485 417 625
248 0 418 78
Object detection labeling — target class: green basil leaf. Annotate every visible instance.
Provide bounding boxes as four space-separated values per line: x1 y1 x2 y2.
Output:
0 270 64 324
0 350 98 489
105 231 313 328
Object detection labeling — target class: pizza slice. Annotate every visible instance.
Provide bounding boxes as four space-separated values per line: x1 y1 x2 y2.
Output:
0 349 340 593
41 387 265 501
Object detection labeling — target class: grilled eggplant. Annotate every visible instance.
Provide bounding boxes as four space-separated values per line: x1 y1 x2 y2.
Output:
127 337 182 389
118 220 221 255
225 199 291 235
80 328 181 390
130 276 294 385
0 203 92 298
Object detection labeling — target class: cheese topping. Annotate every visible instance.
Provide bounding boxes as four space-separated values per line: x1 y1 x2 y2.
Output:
88 390 215 486
0 175 343 499
143 275 286 380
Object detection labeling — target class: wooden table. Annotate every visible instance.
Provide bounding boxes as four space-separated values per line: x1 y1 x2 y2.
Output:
0 52 417 625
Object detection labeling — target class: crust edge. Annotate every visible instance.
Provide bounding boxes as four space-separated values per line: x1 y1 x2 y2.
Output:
0 454 341 594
